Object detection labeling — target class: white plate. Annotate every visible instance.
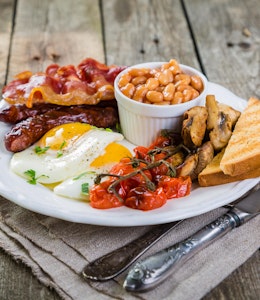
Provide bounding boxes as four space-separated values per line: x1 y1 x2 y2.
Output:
0 82 259 226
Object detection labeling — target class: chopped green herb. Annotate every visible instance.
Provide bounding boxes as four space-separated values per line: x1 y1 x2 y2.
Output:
24 169 49 185
57 140 66 157
81 183 89 195
73 171 96 180
105 128 113 132
24 169 37 184
34 145 50 154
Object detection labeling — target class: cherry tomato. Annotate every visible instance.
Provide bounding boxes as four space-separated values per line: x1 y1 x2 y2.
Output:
125 186 167 211
134 146 149 159
148 135 171 150
149 152 170 177
90 180 123 209
157 175 191 198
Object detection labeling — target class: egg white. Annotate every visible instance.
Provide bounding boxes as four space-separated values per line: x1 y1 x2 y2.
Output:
10 128 124 184
53 168 106 200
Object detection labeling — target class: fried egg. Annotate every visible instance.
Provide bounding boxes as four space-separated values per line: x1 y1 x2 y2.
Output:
10 123 132 200
53 139 133 200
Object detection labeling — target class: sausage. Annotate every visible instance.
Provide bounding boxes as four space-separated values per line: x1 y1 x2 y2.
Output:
0 103 60 124
4 106 119 152
0 100 118 124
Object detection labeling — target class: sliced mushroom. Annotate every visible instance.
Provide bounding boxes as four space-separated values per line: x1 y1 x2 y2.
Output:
182 106 208 149
178 153 198 178
178 141 214 180
206 95 219 130
206 95 240 151
192 141 214 179
170 151 185 168
217 103 241 128
209 111 232 151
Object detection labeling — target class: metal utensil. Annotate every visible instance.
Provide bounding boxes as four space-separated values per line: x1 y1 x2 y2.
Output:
82 220 183 281
124 183 260 292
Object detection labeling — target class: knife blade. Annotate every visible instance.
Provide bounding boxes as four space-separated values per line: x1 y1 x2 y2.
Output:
82 219 184 281
123 183 260 292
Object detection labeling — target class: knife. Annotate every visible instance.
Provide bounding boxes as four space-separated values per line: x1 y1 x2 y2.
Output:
123 183 260 292
82 220 184 281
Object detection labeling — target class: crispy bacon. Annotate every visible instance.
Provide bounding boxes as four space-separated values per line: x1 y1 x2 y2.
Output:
5 106 119 153
2 58 126 108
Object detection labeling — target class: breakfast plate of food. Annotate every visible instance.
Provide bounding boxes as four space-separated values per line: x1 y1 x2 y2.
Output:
0 58 259 226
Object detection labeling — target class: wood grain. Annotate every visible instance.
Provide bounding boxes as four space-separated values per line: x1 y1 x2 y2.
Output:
7 0 104 81
183 0 260 99
0 0 15 90
103 0 200 68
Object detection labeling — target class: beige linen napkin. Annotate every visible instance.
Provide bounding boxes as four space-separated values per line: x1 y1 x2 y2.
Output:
0 195 259 300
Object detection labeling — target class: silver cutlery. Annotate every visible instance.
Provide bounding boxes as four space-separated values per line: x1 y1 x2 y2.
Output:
82 219 183 281
123 183 260 292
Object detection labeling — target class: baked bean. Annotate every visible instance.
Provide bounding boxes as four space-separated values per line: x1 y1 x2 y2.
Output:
169 59 181 75
158 69 173 85
183 89 193 102
118 59 204 105
162 83 175 101
176 84 193 92
161 62 170 71
118 73 132 88
171 92 183 104
146 91 164 103
191 75 203 92
145 77 159 90
131 75 147 86
133 85 148 102
174 74 191 86
191 89 200 99
128 68 150 77
121 83 135 98
155 86 164 92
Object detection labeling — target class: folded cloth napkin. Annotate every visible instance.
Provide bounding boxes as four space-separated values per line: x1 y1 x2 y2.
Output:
0 195 259 300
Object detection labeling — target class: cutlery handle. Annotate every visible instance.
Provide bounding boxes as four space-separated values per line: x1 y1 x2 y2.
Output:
124 209 252 292
82 220 183 281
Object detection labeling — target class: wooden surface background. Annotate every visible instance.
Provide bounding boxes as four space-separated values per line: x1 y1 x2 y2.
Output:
0 0 259 299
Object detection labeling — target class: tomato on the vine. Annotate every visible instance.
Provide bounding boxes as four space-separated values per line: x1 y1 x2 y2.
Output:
90 180 123 209
89 132 192 211
148 135 171 150
157 175 192 198
124 186 167 211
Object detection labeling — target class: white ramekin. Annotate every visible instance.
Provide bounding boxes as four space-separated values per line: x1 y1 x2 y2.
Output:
114 62 208 146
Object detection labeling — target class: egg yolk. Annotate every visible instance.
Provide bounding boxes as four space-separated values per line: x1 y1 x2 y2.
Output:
39 123 93 150
90 142 132 167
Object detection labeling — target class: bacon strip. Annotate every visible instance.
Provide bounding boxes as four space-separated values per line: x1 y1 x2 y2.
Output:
5 106 119 152
2 58 126 108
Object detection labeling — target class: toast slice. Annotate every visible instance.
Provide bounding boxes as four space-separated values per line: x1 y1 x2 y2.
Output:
198 148 260 186
220 97 260 176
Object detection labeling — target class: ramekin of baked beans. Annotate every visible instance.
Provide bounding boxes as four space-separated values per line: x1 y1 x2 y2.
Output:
114 60 208 146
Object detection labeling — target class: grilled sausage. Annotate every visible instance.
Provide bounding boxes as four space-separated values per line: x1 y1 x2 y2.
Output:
4 106 119 152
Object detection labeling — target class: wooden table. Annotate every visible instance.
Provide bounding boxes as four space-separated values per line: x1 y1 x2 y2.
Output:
0 0 259 299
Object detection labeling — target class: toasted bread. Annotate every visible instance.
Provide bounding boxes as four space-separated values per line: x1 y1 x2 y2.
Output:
198 148 260 187
220 97 260 176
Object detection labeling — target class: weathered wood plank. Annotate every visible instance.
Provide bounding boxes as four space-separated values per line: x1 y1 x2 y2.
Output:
103 0 200 69
7 0 104 81
0 0 15 91
184 0 260 99
203 250 260 300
